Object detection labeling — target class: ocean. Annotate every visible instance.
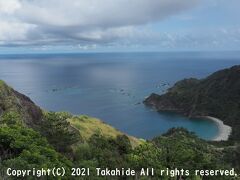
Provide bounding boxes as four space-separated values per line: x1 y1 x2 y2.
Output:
1 52 239 140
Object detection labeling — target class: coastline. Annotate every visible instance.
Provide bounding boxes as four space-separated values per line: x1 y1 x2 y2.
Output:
204 116 232 141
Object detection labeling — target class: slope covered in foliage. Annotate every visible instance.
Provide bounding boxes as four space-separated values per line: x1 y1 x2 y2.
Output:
144 65 240 140
68 115 143 148
0 80 43 128
0 80 240 179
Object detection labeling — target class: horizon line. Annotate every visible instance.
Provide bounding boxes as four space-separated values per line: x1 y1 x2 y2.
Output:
1 50 240 56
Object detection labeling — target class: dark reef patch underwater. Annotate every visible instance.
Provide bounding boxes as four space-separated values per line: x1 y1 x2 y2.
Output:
1 52 240 139
0 79 240 179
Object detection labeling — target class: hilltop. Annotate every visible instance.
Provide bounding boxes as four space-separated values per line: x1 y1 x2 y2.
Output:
0 80 142 150
144 65 240 141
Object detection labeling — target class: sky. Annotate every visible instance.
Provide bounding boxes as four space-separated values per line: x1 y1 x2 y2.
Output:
0 0 240 53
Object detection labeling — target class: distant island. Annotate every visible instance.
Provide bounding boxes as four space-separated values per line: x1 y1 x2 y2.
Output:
144 65 240 141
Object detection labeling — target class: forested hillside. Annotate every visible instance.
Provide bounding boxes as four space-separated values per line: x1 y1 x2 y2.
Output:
144 65 240 141
0 80 239 179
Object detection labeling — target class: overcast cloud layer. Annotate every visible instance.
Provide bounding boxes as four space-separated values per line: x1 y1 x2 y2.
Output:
0 0 240 51
0 0 199 46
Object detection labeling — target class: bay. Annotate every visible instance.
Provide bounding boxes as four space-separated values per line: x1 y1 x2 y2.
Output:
1 52 239 139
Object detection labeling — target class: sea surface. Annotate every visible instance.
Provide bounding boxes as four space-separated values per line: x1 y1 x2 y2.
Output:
0 52 240 140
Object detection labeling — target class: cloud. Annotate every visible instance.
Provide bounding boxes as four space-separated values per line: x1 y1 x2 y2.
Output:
0 0 199 46
0 0 21 14
0 21 35 44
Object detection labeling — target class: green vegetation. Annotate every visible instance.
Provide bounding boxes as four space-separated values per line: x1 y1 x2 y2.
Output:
0 77 240 179
0 124 72 179
0 80 43 129
72 127 237 179
68 115 143 148
69 115 123 140
128 128 228 179
75 133 132 169
41 111 81 153
144 65 240 141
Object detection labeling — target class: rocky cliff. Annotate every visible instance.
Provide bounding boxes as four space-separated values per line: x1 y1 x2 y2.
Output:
0 80 43 128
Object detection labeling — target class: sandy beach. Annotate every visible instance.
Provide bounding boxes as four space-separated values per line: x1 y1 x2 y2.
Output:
204 116 232 141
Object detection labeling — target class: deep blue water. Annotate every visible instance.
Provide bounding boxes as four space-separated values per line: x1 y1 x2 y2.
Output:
0 52 240 140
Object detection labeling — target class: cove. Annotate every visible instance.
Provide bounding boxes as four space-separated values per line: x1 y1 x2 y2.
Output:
1 52 239 139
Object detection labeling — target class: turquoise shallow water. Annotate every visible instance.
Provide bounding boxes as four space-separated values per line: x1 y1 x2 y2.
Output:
0 52 239 139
